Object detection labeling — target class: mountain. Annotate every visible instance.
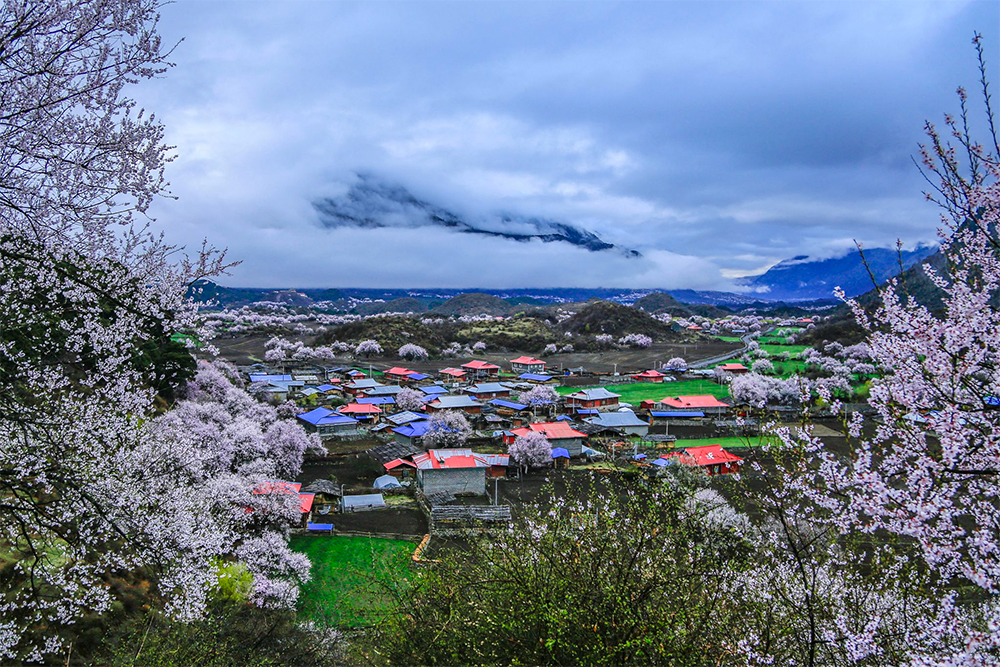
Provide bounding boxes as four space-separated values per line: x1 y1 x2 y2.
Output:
559 301 676 339
737 245 938 301
313 174 641 257
431 292 514 317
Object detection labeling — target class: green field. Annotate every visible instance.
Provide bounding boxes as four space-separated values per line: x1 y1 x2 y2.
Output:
558 379 730 403
759 343 808 357
291 535 414 627
714 335 743 343
673 436 778 450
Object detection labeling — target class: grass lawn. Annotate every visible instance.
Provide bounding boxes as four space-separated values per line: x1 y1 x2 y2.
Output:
673 435 778 450
291 535 414 628
714 335 743 343
771 360 809 378
759 343 808 357
557 379 730 403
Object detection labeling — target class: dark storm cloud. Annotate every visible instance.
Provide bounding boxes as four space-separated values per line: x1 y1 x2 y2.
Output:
136 0 999 287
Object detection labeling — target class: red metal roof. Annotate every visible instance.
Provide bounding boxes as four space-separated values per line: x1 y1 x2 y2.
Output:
385 366 416 376
511 422 586 440
461 360 501 370
440 367 467 376
384 458 417 470
339 403 383 414
635 370 665 377
661 395 730 409
682 445 743 467
718 363 748 371
299 493 315 513
510 356 544 365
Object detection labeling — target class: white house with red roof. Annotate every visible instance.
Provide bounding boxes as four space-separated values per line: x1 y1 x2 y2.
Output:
717 362 749 374
662 445 742 476
633 369 666 383
509 356 546 374
412 449 491 495
505 421 587 457
461 359 501 378
564 387 621 410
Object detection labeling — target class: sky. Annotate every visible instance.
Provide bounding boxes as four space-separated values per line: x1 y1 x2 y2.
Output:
136 0 1000 290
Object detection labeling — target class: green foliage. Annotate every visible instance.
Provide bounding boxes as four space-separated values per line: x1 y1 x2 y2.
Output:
96 602 344 666
559 300 676 340
213 561 253 603
368 476 753 666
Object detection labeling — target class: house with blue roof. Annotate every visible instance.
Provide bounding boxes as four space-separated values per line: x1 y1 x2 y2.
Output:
518 373 555 384
391 420 433 446
296 407 360 437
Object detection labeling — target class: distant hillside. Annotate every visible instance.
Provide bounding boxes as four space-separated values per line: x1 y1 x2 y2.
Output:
738 245 937 301
353 297 431 315
633 292 731 318
559 301 676 339
319 317 449 353
432 292 513 317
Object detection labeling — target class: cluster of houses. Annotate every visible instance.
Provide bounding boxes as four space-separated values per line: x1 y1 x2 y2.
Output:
248 355 744 525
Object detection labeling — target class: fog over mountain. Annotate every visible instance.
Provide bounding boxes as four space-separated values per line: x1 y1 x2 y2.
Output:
313 175 641 257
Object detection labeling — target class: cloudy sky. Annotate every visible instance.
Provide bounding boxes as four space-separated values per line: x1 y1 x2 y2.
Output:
136 1 999 290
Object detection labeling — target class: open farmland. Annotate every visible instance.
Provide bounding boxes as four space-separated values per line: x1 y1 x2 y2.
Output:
290 535 416 627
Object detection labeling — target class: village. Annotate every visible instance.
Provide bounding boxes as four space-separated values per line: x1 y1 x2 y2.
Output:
240 314 836 546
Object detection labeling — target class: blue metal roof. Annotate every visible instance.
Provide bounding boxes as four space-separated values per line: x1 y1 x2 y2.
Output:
576 408 599 415
650 411 705 418
408 372 431 381
490 399 529 411
420 385 449 395
551 447 570 458
519 373 554 382
297 407 359 426
392 421 433 438
317 384 337 392
555 415 574 422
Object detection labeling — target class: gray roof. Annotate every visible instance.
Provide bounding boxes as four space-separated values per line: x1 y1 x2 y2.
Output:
584 410 648 428
431 395 481 409
386 410 427 425
568 388 621 401
367 440 423 464
465 382 510 394
347 379 382 390
301 479 342 496
363 385 403 396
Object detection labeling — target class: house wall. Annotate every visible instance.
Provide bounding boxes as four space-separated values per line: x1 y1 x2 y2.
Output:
552 437 584 457
419 467 487 495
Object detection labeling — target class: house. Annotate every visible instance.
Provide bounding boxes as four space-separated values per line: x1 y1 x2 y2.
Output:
413 449 489 495
717 363 749 375
391 420 433 446
461 360 501 378
385 410 427 426
583 410 649 437
425 394 482 414
660 395 731 416
518 372 555 384
384 457 417 480
564 387 621 410
633 369 666 383
384 366 417 383
419 384 450 397
464 382 512 400
480 453 510 478
356 396 395 408
506 422 587 457
344 379 382 396
251 480 315 525
664 445 742 476
367 441 423 466
439 367 468 381
338 402 383 423
648 410 706 424
301 479 342 517
510 356 546 374
296 407 361 437
361 385 403 397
